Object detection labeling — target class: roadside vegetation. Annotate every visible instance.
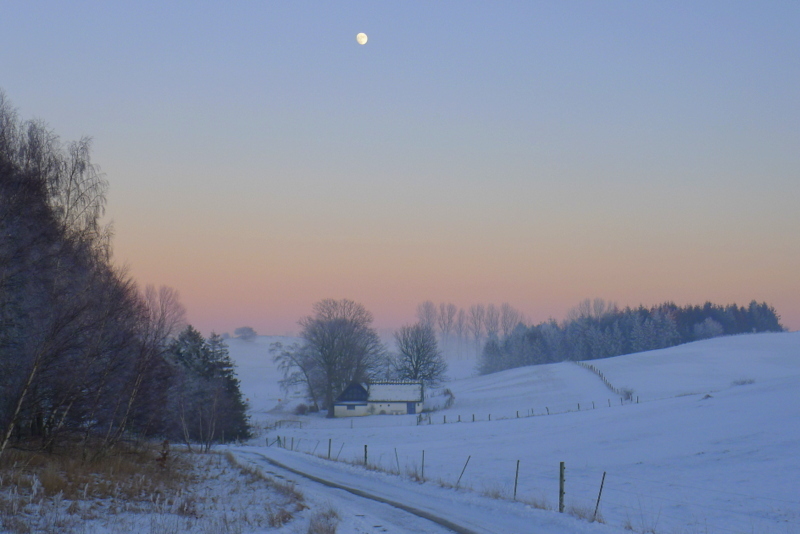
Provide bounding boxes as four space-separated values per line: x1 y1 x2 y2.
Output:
0 441 321 533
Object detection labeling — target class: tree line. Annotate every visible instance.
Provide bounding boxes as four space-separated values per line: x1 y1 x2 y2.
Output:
0 91 248 458
478 298 784 375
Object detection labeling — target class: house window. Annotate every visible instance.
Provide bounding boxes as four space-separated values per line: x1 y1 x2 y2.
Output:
347 405 355 411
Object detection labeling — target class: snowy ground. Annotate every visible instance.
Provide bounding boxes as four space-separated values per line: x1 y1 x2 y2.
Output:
230 332 800 534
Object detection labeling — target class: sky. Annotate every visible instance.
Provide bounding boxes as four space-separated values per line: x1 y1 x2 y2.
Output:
2 1 798 335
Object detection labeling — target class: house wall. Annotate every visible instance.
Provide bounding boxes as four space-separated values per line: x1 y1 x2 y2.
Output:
333 403 369 417
368 401 423 415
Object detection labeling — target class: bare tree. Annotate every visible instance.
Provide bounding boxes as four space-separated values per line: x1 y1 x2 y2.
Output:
437 302 457 352
454 308 467 358
484 304 500 339
393 323 447 386
566 298 616 322
468 304 486 356
416 301 438 330
271 341 324 410
102 285 185 451
500 303 522 338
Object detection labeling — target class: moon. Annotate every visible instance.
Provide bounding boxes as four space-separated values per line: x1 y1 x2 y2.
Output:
356 33 368 45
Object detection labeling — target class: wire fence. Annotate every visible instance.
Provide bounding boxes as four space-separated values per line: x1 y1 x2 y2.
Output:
262 434 798 534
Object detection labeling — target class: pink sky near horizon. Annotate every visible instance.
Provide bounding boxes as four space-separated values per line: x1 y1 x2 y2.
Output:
112 203 799 336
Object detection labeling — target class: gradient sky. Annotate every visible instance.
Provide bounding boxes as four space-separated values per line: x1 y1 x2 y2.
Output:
2 1 798 335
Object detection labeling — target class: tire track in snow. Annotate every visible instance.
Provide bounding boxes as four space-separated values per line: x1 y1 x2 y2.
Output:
233 449 481 534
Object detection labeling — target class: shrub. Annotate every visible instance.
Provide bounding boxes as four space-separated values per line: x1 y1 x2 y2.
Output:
732 378 755 386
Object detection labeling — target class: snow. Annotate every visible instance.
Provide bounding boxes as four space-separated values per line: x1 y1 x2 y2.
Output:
229 331 800 533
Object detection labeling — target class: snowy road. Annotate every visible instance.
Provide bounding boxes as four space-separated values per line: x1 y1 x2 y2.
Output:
233 448 456 534
231 446 619 534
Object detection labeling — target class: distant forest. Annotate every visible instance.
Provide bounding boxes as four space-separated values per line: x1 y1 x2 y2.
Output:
479 299 784 375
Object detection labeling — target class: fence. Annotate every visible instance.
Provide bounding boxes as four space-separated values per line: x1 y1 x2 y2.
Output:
261 435 797 534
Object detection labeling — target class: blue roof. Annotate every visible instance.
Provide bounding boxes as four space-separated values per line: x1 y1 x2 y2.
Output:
336 382 369 402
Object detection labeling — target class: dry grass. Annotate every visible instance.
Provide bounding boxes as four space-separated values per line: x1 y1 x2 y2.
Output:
0 440 191 503
0 442 310 533
519 494 552 510
567 503 605 523
307 506 339 534
480 483 510 500
404 463 425 483
0 440 192 533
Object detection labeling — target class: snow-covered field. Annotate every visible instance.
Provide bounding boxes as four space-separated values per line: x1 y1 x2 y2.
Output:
230 332 800 534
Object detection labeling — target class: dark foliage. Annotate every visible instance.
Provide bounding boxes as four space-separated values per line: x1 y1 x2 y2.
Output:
0 91 190 457
165 327 251 448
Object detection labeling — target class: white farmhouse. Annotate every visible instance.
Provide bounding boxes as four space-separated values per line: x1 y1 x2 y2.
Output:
333 380 423 417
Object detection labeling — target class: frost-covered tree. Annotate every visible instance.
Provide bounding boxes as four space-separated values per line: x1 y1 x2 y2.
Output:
477 299 782 375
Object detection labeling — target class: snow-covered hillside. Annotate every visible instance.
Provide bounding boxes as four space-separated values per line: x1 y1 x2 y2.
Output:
229 332 800 533
225 335 303 419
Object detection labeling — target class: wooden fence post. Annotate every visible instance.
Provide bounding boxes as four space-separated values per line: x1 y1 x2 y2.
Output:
593 472 606 522
514 459 520 500
559 462 565 513
422 450 425 480
456 456 471 488
364 444 368 465
328 438 332 459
